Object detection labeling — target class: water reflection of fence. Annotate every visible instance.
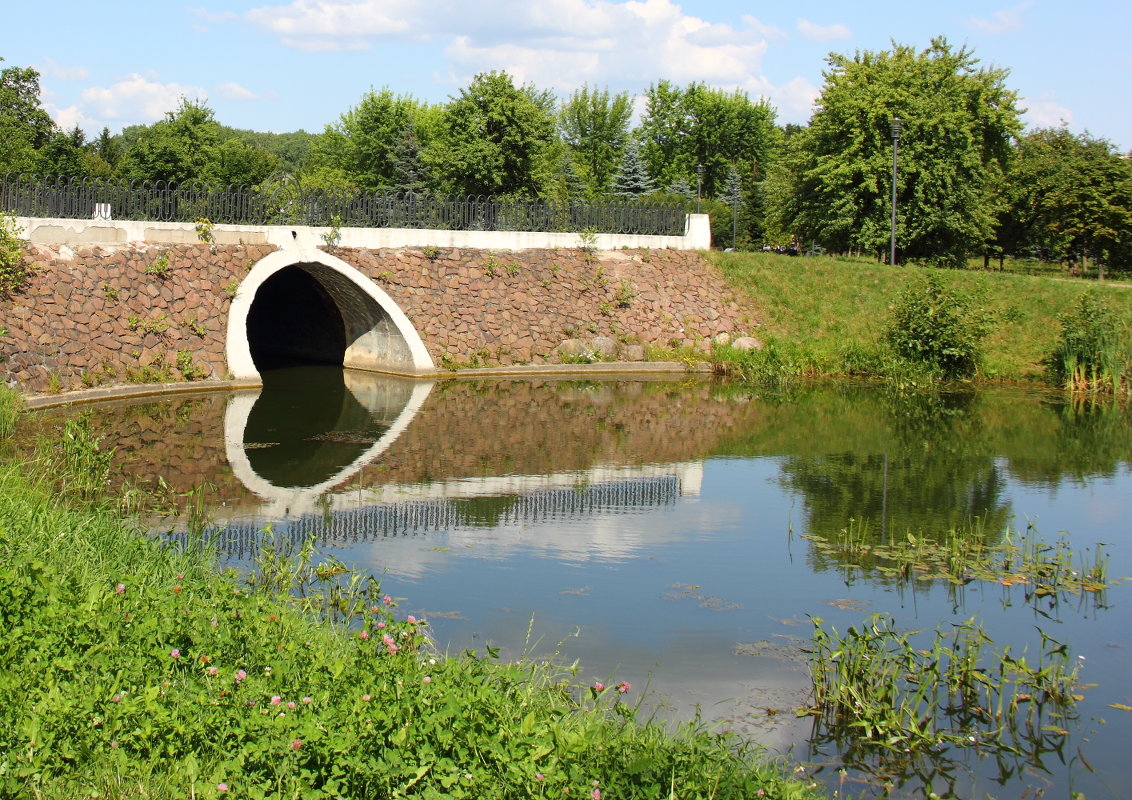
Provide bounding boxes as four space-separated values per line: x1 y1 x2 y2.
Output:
186 475 681 558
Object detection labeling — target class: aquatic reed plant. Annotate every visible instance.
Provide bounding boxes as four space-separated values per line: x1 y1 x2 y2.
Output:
804 613 1084 758
1047 291 1130 394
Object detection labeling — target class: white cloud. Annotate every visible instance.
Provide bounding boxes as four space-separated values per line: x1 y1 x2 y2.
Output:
764 76 820 124
238 0 776 90
739 14 788 42
215 81 260 100
968 1 1033 35
796 18 851 43
38 57 89 81
244 0 417 50
80 74 209 123
44 103 100 133
1021 92 1073 129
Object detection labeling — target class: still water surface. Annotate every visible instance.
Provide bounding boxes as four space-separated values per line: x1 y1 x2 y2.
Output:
34 368 1132 798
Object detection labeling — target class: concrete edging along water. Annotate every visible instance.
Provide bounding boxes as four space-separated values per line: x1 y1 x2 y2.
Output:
21 361 714 410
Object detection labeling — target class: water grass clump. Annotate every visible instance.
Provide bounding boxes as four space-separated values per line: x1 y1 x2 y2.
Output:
804 518 1119 609
803 613 1085 780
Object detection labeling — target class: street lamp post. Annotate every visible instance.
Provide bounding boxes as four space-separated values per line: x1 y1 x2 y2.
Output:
696 163 704 214
890 117 903 266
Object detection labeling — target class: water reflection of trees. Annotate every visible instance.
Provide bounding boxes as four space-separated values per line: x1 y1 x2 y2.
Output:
760 387 1131 580
778 390 1011 552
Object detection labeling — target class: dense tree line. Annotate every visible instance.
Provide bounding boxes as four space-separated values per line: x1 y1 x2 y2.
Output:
3 45 1130 268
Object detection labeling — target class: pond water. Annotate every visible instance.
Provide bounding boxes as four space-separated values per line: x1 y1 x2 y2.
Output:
31 368 1132 799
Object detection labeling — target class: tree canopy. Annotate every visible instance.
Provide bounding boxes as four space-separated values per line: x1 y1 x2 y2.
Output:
780 38 1022 266
999 127 1132 271
433 72 557 198
558 86 633 198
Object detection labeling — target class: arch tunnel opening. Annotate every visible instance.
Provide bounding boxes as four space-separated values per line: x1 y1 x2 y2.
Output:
246 265 347 371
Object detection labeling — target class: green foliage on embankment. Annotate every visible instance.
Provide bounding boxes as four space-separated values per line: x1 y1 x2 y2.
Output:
0 391 819 800
707 251 1132 390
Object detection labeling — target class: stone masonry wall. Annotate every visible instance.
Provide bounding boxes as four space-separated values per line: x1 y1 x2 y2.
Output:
334 246 756 367
1 242 276 393
2 242 758 394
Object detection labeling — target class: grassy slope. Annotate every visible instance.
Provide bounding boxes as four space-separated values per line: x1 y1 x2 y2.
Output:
706 252 1132 383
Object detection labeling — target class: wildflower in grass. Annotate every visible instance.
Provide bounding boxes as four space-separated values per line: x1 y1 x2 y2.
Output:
616 681 631 694
111 694 121 703
114 583 125 594
383 595 393 605
291 738 302 750
592 790 601 800
423 676 431 684
287 701 296 709
592 682 605 692
377 621 386 629
407 615 417 624
235 669 247 682
359 630 370 640
109 740 118 748
271 696 282 706
536 773 545 781
170 648 181 659
211 619 218 627
208 667 219 677
387 644 398 655
301 696 312 705
217 783 228 792
362 694 371 702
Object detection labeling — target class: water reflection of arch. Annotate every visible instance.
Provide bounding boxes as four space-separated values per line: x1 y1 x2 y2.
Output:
225 368 434 518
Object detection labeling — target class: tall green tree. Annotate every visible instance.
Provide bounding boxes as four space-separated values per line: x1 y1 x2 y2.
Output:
0 60 59 173
206 137 279 186
432 71 557 197
311 88 436 191
998 127 1132 272
119 99 222 183
638 81 776 198
558 86 632 197
610 140 656 197
782 38 1022 266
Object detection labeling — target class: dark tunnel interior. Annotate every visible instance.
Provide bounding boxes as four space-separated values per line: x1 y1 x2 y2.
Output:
246 265 347 371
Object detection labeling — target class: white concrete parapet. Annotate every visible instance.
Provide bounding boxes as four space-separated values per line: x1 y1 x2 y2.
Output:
15 214 712 251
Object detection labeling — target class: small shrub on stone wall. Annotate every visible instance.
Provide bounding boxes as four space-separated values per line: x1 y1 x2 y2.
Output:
146 253 171 277
0 212 28 295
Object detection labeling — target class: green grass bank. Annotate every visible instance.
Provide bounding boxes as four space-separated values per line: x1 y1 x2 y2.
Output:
0 396 819 800
706 251 1132 388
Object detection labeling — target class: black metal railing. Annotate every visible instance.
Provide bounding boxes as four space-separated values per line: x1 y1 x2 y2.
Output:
0 174 688 237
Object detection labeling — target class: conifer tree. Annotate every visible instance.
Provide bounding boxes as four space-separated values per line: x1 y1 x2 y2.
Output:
611 141 655 197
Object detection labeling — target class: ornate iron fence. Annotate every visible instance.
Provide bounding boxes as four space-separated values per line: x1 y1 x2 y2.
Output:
0 174 688 237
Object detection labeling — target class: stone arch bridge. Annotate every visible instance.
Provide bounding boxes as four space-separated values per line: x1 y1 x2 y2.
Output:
2 216 751 393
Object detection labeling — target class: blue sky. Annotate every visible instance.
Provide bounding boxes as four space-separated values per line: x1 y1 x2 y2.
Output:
5 1 1130 149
